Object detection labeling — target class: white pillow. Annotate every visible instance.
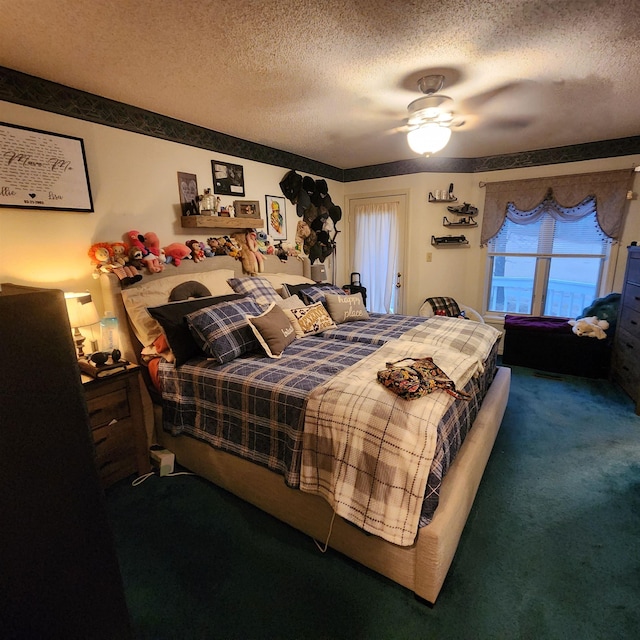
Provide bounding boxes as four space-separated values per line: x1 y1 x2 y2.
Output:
275 296 307 310
121 269 235 346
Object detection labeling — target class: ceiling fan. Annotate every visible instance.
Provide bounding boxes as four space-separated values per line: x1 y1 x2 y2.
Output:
404 74 465 156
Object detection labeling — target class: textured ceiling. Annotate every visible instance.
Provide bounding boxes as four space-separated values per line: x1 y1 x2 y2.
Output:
2 0 639 169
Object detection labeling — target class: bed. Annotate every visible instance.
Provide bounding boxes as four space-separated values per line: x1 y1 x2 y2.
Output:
101 254 510 604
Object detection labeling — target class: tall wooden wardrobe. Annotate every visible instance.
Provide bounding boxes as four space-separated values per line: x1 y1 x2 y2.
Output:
0 283 132 639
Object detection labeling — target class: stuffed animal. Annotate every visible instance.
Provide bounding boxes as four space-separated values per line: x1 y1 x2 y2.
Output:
222 235 241 258
186 239 205 263
207 236 227 256
110 241 142 284
127 229 162 273
568 316 610 340
88 242 142 285
232 230 265 275
163 242 192 266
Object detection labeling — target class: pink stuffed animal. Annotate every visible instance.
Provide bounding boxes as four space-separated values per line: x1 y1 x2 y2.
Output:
164 242 192 266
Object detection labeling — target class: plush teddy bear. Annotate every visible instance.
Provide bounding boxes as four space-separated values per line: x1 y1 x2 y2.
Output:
163 242 192 266
110 241 142 284
232 230 265 275
568 316 610 340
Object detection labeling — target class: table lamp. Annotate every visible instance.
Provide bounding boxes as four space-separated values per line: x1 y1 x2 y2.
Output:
64 292 100 359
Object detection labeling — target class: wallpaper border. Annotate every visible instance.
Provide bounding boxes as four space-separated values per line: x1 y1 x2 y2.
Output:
2 66 639 183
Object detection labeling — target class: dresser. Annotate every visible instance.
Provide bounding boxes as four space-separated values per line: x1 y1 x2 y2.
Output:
611 246 640 414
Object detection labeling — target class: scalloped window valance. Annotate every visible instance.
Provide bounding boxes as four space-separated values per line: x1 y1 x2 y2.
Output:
480 169 635 246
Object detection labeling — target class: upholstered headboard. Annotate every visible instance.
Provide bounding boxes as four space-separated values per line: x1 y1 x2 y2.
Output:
100 254 311 364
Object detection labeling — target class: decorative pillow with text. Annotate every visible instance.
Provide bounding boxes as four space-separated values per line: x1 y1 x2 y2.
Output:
283 302 337 337
324 292 370 324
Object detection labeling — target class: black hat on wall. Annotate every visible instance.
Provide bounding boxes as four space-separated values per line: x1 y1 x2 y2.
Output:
279 170 303 204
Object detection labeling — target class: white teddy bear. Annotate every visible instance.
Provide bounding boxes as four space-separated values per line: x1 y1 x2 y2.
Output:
567 316 610 340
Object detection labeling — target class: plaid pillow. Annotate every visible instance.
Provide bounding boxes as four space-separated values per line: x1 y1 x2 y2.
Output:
186 298 263 364
300 284 346 305
227 276 282 308
424 296 462 318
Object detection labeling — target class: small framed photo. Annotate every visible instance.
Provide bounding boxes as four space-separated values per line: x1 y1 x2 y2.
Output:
212 160 245 196
265 195 287 240
234 200 261 219
177 171 199 216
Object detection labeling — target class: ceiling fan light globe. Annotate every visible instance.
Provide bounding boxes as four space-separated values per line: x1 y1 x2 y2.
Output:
407 123 452 156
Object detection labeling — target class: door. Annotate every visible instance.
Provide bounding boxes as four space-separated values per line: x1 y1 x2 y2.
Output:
346 192 408 313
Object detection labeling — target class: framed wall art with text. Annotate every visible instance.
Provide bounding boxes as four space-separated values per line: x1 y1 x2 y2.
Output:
0 122 94 212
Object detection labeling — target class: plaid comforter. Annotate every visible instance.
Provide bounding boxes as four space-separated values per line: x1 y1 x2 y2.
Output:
299 337 491 547
159 339 379 487
318 313 427 345
158 317 500 535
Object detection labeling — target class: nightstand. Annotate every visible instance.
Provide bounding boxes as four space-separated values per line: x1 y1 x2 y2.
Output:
82 363 151 487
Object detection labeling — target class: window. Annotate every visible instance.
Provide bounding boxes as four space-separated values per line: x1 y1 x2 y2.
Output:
486 195 611 317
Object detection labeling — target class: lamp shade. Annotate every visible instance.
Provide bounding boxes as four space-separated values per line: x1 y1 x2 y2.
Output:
64 292 100 328
407 123 452 156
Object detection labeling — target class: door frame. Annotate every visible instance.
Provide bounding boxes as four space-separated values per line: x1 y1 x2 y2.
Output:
344 189 409 313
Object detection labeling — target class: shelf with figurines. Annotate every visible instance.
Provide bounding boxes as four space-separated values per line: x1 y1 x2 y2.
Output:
431 234 470 247
428 183 457 203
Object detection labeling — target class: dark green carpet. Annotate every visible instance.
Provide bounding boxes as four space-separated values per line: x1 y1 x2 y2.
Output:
106 366 640 639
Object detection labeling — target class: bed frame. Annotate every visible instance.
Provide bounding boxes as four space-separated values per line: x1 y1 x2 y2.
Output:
102 254 510 604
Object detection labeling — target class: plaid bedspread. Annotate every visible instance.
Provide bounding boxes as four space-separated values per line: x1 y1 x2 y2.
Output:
159 338 379 487
158 316 500 534
401 316 501 370
318 313 427 345
299 339 481 546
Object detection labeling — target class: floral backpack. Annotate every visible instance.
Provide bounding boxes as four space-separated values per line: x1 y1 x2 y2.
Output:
377 357 471 401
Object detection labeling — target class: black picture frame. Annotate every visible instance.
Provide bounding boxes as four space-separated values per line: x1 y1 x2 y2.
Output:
177 171 199 216
0 121 94 211
212 160 245 196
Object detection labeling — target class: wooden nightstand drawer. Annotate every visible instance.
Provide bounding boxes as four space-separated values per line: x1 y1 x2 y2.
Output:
92 419 135 457
86 388 130 429
95 454 138 488
82 364 151 487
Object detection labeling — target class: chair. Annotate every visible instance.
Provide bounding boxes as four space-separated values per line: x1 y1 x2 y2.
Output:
418 296 484 323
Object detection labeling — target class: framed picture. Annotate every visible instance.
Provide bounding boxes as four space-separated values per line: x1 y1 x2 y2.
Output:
265 195 287 240
212 160 245 196
234 200 261 219
0 122 94 211
177 171 199 216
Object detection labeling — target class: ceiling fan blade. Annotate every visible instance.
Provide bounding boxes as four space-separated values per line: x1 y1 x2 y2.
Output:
461 80 537 112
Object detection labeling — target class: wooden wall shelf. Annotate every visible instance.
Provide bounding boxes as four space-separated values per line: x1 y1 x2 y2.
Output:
181 216 264 230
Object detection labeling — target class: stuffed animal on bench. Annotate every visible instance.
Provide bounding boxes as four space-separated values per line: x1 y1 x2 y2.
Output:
567 316 609 340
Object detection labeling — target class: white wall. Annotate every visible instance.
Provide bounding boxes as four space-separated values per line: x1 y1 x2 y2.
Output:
2 100 638 320
0 101 343 312
343 158 640 316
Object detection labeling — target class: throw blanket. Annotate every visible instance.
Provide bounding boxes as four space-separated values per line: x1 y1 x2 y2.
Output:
300 338 479 546
401 316 501 371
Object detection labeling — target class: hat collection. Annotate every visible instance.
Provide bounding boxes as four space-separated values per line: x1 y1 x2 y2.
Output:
279 170 342 264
